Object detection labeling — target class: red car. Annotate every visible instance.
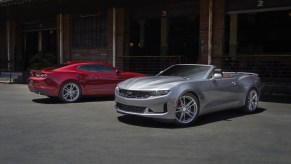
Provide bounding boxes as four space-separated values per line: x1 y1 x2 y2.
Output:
28 62 144 103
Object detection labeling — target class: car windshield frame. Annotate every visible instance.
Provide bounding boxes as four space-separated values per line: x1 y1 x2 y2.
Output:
157 64 212 80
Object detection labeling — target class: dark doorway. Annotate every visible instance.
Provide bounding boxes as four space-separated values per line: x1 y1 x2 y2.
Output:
168 16 199 63
225 10 291 54
237 11 291 53
24 31 38 69
124 1 200 74
42 30 57 54
23 30 57 70
129 19 161 56
224 10 291 83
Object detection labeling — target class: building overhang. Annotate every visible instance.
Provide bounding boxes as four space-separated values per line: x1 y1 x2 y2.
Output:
0 0 34 7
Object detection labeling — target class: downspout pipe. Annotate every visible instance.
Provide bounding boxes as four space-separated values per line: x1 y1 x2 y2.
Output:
6 20 11 83
112 7 116 67
208 0 213 65
6 20 10 70
59 13 63 64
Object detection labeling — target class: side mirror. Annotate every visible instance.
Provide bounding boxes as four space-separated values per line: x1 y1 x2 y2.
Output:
212 73 223 80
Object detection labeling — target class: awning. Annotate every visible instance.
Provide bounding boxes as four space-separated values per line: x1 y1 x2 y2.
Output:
0 0 33 7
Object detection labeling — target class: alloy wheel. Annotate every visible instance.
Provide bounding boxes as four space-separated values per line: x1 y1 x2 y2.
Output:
60 82 81 103
175 94 199 125
247 89 258 112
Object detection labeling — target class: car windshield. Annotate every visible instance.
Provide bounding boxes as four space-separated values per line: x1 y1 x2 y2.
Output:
158 65 211 79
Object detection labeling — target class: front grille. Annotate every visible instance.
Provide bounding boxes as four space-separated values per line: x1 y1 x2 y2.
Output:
116 103 147 113
118 89 151 99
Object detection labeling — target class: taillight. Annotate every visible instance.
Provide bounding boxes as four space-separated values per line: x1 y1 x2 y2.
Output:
35 73 48 78
30 70 48 78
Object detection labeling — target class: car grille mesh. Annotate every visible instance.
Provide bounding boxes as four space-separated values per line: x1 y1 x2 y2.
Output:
118 89 151 99
116 103 147 113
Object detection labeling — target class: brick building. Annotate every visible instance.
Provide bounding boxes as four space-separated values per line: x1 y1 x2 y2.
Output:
1 0 291 92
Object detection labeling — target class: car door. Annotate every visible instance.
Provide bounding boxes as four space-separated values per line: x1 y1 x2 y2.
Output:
94 65 123 95
78 64 122 95
205 76 241 112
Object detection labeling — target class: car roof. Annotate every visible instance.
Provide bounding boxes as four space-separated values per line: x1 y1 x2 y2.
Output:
43 61 114 71
66 61 109 65
65 61 116 68
174 64 214 67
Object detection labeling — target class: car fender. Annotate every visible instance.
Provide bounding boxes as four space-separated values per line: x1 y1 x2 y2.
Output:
238 75 261 105
170 80 208 110
51 72 85 92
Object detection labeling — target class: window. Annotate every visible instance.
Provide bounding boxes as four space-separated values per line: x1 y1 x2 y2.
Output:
98 65 116 73
78 64 116 73
72 11 107 49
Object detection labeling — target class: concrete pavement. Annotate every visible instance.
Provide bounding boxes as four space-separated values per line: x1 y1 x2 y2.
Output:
0 83 290 164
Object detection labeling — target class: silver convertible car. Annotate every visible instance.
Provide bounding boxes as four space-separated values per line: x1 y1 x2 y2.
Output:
115 64 261 126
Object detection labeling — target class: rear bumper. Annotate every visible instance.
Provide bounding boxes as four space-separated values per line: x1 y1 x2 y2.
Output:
28 79 59 96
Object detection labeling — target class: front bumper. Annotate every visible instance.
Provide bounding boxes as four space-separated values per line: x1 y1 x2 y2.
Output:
115 93 177 120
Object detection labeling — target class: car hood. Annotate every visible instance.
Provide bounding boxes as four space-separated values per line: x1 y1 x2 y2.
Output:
118 76 189 90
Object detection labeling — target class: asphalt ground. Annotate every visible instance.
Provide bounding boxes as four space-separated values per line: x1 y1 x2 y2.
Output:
0 83 290 164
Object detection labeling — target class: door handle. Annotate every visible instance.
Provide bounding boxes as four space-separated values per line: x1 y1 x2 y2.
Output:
92 76 99 79
232 82 237 86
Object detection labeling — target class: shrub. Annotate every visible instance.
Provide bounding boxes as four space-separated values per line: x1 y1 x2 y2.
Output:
27 52 57 70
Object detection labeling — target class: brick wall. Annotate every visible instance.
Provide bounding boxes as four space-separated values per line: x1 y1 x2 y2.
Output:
115 8 129 70
199 0 209 64
6 20 18 71
61 14 72 63
212 0 225 68
0 30 7 70
199 0 225 67
61 7 128 69
61 9 113 64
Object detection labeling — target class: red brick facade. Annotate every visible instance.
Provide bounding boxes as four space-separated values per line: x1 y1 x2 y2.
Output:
199 0 225 67
212 0 225 68
1 0 225 71
60 14 71 63
61 10 113 64
58 8 128 69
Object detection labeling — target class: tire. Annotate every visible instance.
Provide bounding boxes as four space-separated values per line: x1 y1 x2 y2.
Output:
59 82 82 103
175 93 199 126
243 89 259 113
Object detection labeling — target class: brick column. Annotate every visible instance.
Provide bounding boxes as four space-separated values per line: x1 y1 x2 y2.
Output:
58 13 72 63
115 8 128 70
199 0 210 64
6 20 17 70
62 14 72 63
199 0 225 67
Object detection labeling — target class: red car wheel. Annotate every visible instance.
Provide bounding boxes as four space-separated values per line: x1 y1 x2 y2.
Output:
59 82 82 103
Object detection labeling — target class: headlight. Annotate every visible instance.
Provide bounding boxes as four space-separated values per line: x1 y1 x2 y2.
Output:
115 87 120 94
150 90 170 96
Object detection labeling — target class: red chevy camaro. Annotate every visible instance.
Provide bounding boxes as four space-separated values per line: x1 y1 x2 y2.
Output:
28 62 144 103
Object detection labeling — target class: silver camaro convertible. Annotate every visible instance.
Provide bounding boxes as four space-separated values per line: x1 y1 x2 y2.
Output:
115 64 261 126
